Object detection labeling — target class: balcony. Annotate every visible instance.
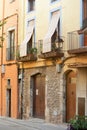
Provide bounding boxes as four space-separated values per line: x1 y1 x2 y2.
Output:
17 47 37 62
67 31 87 54
38 39 64 59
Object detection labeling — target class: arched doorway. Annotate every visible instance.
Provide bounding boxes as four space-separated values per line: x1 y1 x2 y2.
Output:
66 71 76 122
33 74 45 119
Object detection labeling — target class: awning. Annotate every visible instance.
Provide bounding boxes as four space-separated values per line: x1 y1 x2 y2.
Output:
43 11 60 53
20 20 34 57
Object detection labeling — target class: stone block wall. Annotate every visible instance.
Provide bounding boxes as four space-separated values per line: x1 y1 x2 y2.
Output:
21 65 63 123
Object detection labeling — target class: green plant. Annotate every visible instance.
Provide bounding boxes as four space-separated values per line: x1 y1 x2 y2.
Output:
15 49 20 58
52 43 56 51
29 47 37 54
67 115 87 130
0 20 6 46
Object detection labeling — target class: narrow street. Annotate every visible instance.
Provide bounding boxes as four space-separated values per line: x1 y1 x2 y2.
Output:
0 117 67 130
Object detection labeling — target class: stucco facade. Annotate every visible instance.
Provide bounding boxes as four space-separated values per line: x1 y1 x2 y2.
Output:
0 0 19 118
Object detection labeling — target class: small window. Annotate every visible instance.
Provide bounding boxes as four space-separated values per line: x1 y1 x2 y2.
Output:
51 18 60 44
10 0 15 3
26 20 35 55
7 79 11 86
28 0 35 12
51 0 57 2
83 0 87 19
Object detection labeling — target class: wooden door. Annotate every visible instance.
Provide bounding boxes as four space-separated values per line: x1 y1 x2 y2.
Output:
33 74 45 119
6 89 11 117
84 34 87 46
66 71 76 122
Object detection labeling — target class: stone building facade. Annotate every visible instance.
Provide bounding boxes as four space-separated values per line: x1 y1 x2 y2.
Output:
18 64 64 123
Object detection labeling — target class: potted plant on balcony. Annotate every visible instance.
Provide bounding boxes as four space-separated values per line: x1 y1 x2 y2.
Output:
29 47 37 55
67 115 87 130
16 49 20 60
27 47 37 60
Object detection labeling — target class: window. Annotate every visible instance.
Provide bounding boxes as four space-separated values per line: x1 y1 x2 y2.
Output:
78 0 87 33
51 0 57 2
7 79 11 86
51 16 63 50
43 11 61 53
51 18 60 44
10 0 15 3
83 0 87 19
82 0 87 44
20 20 35 57
28 0 35 12
27 21 35 54
7 30 15 61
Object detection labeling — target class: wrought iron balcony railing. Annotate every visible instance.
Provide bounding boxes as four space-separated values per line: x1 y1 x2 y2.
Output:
38 38 64 59
16 46 37 62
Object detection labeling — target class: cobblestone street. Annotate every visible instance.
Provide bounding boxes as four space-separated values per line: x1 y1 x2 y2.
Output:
0 117 67 130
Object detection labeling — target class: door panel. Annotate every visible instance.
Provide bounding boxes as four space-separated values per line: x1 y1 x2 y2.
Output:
6 89 11 117
33 75 45 119
66 71 76 122
84 34 87 46
78 98 85 116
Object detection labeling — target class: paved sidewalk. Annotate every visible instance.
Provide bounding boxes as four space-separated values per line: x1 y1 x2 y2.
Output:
0 117 67 130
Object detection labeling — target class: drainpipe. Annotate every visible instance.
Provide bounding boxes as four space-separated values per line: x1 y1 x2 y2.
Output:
18 62 24 119
21 62 24 119
16 12 19 118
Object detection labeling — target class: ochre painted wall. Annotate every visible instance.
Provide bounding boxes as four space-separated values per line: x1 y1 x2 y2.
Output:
18 0 81 68
0 0 18 118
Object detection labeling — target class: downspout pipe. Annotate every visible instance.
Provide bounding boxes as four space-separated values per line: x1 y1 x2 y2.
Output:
21 62 24 119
